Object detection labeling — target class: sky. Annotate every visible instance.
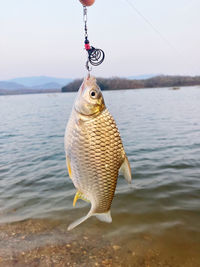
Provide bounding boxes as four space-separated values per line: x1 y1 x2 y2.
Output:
0 0 200 80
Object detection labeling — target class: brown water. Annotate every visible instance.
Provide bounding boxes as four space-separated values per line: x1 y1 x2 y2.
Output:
0 87 200 266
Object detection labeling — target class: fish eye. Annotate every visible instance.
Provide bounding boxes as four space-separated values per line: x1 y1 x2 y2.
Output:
90 90 97 98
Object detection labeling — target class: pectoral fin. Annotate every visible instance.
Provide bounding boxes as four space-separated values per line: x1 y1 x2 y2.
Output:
119 155 132 184
73 191 90 207
66 156 72 179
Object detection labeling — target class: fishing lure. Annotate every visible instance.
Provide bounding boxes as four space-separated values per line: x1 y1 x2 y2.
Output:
83 6 105 72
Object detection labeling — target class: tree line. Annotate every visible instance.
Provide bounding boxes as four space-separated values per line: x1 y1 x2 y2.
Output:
62 75 200 92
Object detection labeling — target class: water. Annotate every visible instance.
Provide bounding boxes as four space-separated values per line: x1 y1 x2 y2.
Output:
0 87 200 266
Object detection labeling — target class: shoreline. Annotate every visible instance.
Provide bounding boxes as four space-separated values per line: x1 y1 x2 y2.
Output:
1 218 200 267
0 85 199 96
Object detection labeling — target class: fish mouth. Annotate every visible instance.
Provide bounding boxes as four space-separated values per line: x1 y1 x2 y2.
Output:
80 75 97 94
80 81 86 93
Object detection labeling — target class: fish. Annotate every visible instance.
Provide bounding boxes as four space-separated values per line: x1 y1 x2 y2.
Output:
64 75 132 230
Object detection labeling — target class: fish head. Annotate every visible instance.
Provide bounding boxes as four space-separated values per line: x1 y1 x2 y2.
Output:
74 76 105 116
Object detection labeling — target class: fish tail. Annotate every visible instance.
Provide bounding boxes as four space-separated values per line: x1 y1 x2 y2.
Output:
67 210 93 231
95 210 112 223
67 210 112 231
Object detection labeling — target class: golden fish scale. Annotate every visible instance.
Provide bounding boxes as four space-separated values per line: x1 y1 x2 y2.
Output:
65 108 125 214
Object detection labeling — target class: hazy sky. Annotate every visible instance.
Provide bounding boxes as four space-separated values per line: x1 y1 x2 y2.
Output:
0 0 200 80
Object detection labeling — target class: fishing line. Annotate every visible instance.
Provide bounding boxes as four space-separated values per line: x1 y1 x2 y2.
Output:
124 0 199 75
124 0 181 55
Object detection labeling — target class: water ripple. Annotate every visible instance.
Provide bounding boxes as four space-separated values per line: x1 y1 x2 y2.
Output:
0 87 200 237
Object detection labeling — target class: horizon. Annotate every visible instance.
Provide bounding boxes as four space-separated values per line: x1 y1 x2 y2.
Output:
2 73 200 83
1 0 200 80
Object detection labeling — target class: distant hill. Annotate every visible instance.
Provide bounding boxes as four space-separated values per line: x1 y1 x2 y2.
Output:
0 76 73 94
9 76 72 87
0 81 25 90
1 75 200 95
31 82 63 90
62 75 200 92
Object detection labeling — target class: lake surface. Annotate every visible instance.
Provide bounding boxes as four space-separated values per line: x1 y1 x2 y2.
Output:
0 86 200 266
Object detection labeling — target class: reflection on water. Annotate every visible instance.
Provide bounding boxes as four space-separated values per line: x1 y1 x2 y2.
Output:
0 87 200 266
